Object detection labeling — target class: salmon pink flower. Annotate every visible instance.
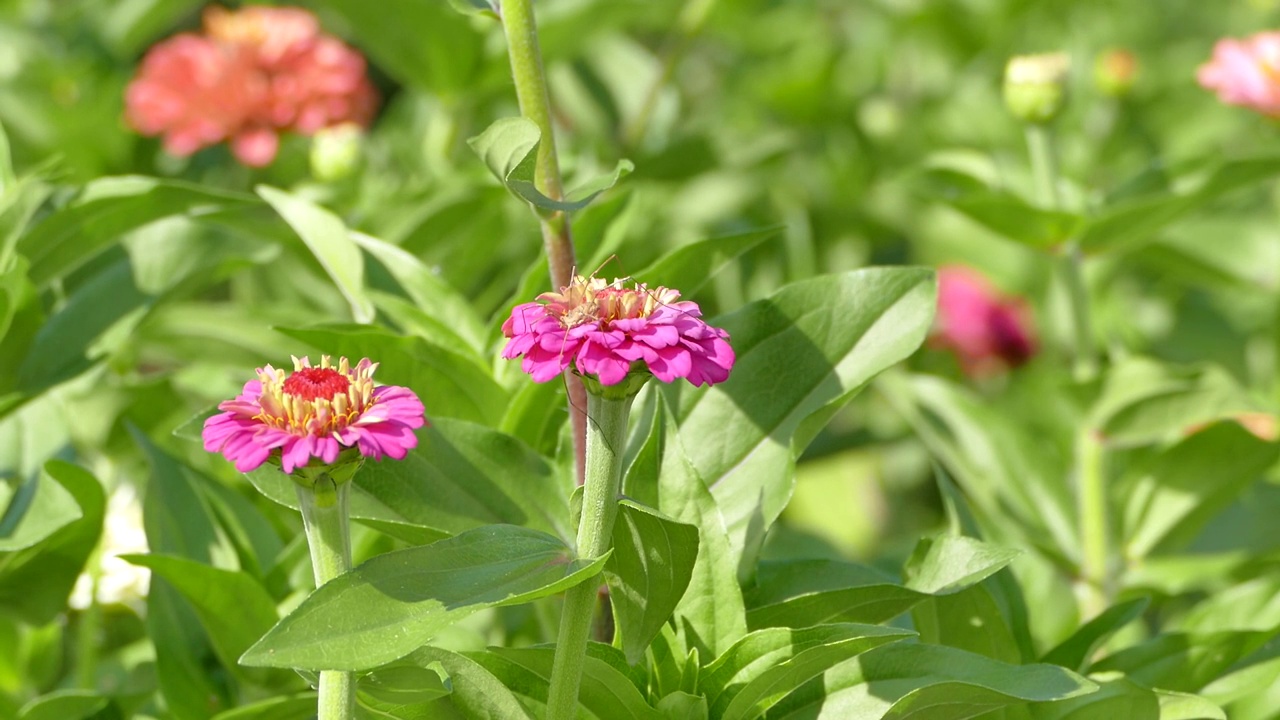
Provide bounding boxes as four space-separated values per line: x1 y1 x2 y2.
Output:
1198 32 1280 117
125 5 377 167
501 275 734 393
932 266 1037 376
202 356 425 474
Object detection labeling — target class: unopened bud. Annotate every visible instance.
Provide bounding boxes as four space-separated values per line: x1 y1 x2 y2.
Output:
309 122 364 182
1003 52 1070 124
1094 49 1137 98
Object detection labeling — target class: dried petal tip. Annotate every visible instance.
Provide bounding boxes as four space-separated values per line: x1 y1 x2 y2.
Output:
501 274 735 393
202 355 425 475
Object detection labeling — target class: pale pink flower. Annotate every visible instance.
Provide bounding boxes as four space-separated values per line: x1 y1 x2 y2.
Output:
203 356 425 474
932 266 1037 376
125 5 377 167
1198 32 1280 116
501 276 735 389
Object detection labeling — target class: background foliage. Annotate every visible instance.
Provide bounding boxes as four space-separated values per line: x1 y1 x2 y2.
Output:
3 0 1280 718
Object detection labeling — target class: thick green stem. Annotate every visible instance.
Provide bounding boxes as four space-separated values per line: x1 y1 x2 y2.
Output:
297 479 354 720
1076 430 1108 618
545 393 634 720
501 0 587 484
1025 124 1097 382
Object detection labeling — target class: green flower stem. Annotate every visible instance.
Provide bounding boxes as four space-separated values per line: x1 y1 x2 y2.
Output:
1076 429 1108 617
500 0 588 484
1025 124 1097 382
546 392 634 720
296 478 354 720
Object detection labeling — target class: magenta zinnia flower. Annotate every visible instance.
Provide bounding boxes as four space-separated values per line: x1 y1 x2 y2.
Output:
932 266 1037 377
202 356 425 473
501 275 735 388
1198 32 1280 117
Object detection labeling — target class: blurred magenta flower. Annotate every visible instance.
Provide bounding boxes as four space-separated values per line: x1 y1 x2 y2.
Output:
1198 32 1280 116
932 266 1037 376
203 356 425 473
502 275 735 390
125 5 377 167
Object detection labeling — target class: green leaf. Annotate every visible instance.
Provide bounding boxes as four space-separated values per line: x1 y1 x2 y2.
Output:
468 117 633 213
1030 676 1160 720
209 694 317 720
606 499 700 664
700 623 914 720
0 465 83 551
277 324 508 425
445 0 498 17
19 176 256 287
1092 630 1277 693
1156 690 1226 720
657 692 708 720
245 418 570 544
17 690 108 720
1041 598 1149 671
635 227 780 297
0 461 104 625
1090 358 1255 446
257 185 374 323
769 643 1097 719
664 267 936 579
746 536 1018 631
1079 154 1280 254
385 646 533 719
918 166 1081 250
356 662 453 718
120 554 283 685
473 645 659 720
1123 422 1279 558
241 525 609 670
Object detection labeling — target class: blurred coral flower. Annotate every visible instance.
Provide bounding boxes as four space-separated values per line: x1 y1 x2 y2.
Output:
1198 32 1280 116
125 5 377 167
501 275 735 393
932 266 1037 376
203 356 425 474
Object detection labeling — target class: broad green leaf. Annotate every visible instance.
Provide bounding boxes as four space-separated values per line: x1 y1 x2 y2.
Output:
0 461 104 625
0 465 82 551
241 525 609 670
917 166 1081 250
0 257 42 402
636 227 781 297
606 499 700 665
209 694 317 720
747 536 1018 631
120 554 283 685
769 643 1097 719
469 117 634 213
17 690 108 720
1090 358 1255 446
1030 676 1160 720
474 645 659 720
257 185 374 323
700 624 913 720
245 418 570 543
1041 598 1149 671
1092 630 1277 692
401 647 533 719
356 662 453 718
19 176 256 286
277 324 508 425
1123 423 1279 557
0 174 50 268
1079 155 1280 254
1156 690 1226 720
657 692 708 720
664 268 936 579
499 378 567 456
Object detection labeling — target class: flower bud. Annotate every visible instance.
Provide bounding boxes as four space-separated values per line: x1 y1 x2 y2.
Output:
1094 49 1137 98
309 122 364 182
1003 52 1070 124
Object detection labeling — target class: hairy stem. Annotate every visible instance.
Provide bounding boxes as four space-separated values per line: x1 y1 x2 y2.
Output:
297 479 355 720
545 393 633 720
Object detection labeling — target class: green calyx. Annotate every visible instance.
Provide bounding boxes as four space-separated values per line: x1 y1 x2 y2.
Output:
577 367 652 400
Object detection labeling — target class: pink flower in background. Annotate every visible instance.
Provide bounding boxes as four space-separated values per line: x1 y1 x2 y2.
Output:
125 5 377 167
1198 32 1280 116
203 356 425 473
932 266 1037 376
502 275 735 389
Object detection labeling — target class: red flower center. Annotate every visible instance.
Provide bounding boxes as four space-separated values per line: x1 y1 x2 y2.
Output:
282 367 350 401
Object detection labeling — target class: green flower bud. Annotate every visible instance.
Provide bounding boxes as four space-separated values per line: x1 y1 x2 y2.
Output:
1003 52 1070 124
1094 49 1137 98
309 122 364 182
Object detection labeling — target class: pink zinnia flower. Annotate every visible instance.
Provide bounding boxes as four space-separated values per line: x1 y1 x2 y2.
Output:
125 5 377 167
202 356 425 473
1198 32 1280 116
932 266 1037 376
501 275 735 389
